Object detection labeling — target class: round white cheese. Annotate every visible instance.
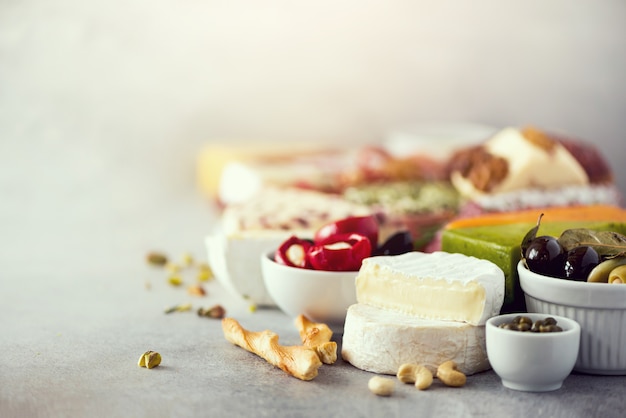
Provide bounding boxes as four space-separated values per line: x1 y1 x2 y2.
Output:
341 303 490 376
356 251 505 325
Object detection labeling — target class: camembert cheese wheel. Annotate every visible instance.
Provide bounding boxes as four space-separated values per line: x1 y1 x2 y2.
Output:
355 251 504 325
341 304 490 376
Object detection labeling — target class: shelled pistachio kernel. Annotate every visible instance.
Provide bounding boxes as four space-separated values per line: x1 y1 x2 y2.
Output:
187 284 206 296
181 252 194 267
138 351 162 369
198 304 226 319
166 262 181 274
168 275 183 286
146 252 168 266
164 303 192 314
197 263 214 282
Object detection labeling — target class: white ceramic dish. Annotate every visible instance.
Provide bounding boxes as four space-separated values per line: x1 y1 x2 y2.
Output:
518 261 626 375
486 313 580 392
260 251 358 326
206 233 285 306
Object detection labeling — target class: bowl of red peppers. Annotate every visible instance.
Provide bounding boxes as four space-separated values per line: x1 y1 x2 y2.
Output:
261 215 414 324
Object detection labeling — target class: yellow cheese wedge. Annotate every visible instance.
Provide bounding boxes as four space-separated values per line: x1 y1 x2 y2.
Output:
196 142 342 199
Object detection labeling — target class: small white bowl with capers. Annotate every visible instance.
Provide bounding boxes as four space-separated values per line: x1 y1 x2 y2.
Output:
486 312 581 392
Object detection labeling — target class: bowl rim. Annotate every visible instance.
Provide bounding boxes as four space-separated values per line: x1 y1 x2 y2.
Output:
486 312 581 338
517 260 626 309
261 251 360 279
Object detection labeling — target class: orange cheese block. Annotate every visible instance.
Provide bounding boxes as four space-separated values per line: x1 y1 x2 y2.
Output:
445 205 626 230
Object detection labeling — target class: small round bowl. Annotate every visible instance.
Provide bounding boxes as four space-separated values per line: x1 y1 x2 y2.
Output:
518 261 626 375
486 313 581 392
260 251 358 326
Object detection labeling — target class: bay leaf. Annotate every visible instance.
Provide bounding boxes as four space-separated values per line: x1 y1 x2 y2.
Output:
558 228 626 257
520 213 544 259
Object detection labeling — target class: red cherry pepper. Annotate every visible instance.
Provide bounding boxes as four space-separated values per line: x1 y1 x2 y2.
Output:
275 236 314 268
314 215 379 249
306 233 372 271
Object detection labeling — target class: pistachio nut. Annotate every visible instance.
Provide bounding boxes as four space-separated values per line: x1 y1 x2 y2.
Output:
138 351 162 369
146 252 168 266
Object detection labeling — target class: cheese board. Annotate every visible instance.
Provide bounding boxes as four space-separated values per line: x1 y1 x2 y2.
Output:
203 125 626 388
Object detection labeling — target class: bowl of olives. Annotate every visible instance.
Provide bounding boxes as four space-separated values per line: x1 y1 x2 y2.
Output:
518 220 626 375
486 313 580 392
518 262 626 375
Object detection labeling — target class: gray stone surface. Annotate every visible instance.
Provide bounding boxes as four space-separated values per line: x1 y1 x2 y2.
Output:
2 2 626 416
1 138 625 417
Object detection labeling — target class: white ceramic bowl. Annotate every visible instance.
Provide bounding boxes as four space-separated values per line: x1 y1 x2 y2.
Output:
206 233 285 306
486 313 580 392
518 261 626 375
260 251 358 326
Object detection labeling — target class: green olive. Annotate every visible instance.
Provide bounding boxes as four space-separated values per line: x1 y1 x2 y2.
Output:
587 256 626 283
608 265 626 284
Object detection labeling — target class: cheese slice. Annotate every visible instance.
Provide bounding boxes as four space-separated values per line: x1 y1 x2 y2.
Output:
355 251 504 325
451 127 589 200
341 304 490 375
221 187 372 237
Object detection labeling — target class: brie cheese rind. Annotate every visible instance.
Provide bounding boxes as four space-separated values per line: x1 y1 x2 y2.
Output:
355 251 504 325
341 304 490 376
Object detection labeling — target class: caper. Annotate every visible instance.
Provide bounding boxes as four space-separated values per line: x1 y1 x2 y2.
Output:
543 317 557 326
542 324 563 333
498 316 563 333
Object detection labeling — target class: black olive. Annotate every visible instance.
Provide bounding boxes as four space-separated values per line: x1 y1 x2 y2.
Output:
374 231 414 256
524 236 565 277
563 246 600 281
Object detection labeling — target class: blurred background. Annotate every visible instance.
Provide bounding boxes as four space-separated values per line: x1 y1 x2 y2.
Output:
1 0 625 270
